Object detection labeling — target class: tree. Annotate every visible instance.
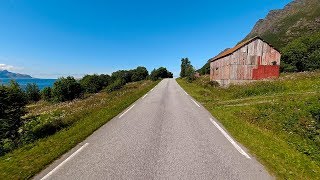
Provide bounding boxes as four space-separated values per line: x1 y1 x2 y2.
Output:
0 80 27 154
111 70 133 83
41 87 52 101
99 74 111 88
281 32 320 72
80 74 104 93
180 58 196 81
52 76 82 102
150 67 173 81
25 83 41 102
198 62 210 75
132 66 149 82
185 65 196 82
180 58 191 77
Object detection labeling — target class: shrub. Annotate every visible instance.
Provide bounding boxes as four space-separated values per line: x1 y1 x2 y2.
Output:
80 74 104 93
0 81 27 155
132 66 149 82
25 83 41 102
281 32 320 72
52 76 82 102
105 78 126 92
150 67 173 81
21 113 67 144
41 87 52 101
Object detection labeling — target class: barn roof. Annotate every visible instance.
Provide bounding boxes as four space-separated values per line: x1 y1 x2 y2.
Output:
210 37 279 62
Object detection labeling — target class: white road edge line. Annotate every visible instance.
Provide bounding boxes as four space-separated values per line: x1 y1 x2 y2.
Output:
142 94 148 99
184 91 189 95
209 118 251 159
119 104 135 118
150 88 154 92
191 99 200 107
41 143 89 180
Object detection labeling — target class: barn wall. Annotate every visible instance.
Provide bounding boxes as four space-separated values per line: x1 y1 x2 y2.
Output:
210 38 281 86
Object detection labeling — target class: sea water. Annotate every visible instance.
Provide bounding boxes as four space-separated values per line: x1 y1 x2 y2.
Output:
0 78 56 90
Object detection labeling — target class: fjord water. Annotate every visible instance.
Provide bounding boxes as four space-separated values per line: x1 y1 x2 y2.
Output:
0 78 56 90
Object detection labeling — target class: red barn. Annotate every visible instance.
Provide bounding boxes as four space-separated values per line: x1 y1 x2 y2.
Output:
210 37 281 86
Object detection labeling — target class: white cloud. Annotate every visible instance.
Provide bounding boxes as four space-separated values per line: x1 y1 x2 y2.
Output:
0 64 23 71
0 64 14 70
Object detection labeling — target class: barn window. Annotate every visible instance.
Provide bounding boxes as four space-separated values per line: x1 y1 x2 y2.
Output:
272 61 277 65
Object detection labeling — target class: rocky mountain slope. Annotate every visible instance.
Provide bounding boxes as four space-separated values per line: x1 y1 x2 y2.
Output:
244 0 320 49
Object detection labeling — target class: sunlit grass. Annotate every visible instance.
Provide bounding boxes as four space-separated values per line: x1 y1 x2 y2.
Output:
0 80 158 179
177 71 320 179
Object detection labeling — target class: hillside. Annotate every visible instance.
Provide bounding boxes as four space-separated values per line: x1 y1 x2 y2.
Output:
244 0 320 49
177 71 320 179
0 70 32 79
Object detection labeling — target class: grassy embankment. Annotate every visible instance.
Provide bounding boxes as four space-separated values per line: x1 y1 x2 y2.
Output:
0 80 158 179
177 72 320 179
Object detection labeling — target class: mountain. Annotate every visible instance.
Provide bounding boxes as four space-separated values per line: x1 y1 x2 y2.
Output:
243 0 320 49
0 70 32 79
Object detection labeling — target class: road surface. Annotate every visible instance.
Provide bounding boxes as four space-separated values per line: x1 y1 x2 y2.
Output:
35 79 272 180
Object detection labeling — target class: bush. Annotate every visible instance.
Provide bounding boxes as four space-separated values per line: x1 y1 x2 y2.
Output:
105 78 126 92
150 67 173 81
25 83 41 102
132 66 149 82
21 113 67 144
99 74 111 87
281 32 320 72
41 87 52 101
52 76 82 102
0 80 27 155
80 74 103 93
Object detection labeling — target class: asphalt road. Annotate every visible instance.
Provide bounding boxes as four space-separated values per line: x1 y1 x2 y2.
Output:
35 79 272 180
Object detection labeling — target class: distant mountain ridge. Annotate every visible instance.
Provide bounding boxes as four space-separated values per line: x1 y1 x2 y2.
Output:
243 0 320 49
0 70 32 79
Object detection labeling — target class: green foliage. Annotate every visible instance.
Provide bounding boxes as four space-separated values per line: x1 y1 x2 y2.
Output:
150 67 173 81
0 80 158 179
111 70 133 83
80 74 104 93
41 87 52 101
0 81 27 155
25 83 41 102
180 57 196 81
132 66 149 82
21 113 67 144
105 78 126 92
198 62 210 75
177 72 320 179
52 76 83 102
281 33 320 72
99 74 111 87
111 66 149 83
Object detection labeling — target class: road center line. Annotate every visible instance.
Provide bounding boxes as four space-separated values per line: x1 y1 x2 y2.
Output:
209 118 251 159
41 143 89 180
191 99 200 107
119 104 135 118
142 94 148 99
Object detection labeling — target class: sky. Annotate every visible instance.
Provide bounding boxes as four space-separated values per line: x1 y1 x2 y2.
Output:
0 0 292 78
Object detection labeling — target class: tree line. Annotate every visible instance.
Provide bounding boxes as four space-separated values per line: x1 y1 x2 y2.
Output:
180 57 196 81
0 66 173 155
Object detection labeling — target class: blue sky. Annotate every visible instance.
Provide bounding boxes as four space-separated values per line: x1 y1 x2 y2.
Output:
0 0 292 78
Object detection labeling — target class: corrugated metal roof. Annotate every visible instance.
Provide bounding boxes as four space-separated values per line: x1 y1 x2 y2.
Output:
210 37 279 62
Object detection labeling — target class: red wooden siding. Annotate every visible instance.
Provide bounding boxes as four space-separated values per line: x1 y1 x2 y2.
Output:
210 37 281 86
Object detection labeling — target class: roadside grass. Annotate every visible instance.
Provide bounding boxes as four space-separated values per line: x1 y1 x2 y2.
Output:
0 80 158 179
177 72 320 179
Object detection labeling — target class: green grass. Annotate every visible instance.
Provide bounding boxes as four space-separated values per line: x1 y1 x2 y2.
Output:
177 72 320 179
0 80 158 179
